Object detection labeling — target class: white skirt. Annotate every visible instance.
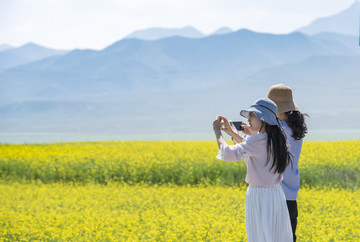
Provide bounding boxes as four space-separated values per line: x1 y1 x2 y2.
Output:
245 184 293 242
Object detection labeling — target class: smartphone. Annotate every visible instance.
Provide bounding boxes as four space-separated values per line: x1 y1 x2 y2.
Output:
232 121 244 131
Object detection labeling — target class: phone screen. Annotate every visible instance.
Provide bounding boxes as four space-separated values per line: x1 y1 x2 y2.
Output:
232 121 244 131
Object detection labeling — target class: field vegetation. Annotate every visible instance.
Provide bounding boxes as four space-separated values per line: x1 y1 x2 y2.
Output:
1 140 359 241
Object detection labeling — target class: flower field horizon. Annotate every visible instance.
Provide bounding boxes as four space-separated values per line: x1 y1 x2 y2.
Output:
1 140 359 241
1 140 359 188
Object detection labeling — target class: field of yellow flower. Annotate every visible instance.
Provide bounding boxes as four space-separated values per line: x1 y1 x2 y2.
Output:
1 183 359 241
1 141 359 187
0 140 359 241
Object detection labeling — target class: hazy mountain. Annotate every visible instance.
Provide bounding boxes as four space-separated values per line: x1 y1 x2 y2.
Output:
243 55 360 128
0 29 354 105
124 26 205 40
211 27 233 35
312 32 360 54
248 55 360 93
0 44 13 52
1 54 359 136
0 42 69 71
298 1 360 36
1 29 360 141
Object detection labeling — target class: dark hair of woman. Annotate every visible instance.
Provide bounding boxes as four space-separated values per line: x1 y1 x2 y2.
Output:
265 123 292 174
286 111 308 140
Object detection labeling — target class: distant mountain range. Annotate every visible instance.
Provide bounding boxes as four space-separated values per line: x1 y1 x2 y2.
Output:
312 32 360 53
124 26 235 41
0 43 68 72
0 44 13 52
1 2 360 142
1 30 355 101
211 27 233 36
125 26 206 40
297 1 360 36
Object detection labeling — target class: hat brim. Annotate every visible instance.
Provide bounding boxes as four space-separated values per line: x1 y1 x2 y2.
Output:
240 107 264 121
240 106 279 126
240 107 261 119
240 110 249 119
276 101 300 113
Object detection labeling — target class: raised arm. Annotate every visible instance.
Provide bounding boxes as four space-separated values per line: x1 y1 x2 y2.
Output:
218 115 244 144
213 116 227 148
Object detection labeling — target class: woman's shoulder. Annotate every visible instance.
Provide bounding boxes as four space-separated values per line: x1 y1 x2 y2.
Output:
280 121 303 143
244 133 267 144
280 121 292 136
280 120 290 130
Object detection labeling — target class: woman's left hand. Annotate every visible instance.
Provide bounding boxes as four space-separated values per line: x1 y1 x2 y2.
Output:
213 116 222 131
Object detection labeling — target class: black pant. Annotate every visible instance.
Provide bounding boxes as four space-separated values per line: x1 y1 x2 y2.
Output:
286 200 298 242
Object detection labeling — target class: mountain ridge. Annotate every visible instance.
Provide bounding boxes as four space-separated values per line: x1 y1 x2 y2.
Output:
297 1 360 36
0 42 69 72
124 26 205 41
1 29 354 104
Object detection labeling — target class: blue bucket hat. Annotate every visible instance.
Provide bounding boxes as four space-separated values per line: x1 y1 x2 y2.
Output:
240 98 279 126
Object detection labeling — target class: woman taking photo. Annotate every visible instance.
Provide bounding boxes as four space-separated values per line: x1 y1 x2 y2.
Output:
213 98 293 242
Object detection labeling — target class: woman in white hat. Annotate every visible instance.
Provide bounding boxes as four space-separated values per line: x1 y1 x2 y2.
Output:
267 84 308 242
213 98 293 242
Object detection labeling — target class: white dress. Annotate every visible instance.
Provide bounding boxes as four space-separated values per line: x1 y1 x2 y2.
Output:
217 133 293 242
245 184 293 242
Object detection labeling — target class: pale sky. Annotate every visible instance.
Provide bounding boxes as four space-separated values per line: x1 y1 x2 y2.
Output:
0 0 357 50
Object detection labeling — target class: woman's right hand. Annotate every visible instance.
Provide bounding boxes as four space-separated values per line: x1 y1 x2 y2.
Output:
228 121 238 136
241 122 252 135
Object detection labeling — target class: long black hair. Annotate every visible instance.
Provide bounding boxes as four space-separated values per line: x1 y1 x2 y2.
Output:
286 111 308 140
265 123 292 174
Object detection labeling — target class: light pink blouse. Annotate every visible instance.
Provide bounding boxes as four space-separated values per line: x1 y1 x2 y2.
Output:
217 133 283 187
